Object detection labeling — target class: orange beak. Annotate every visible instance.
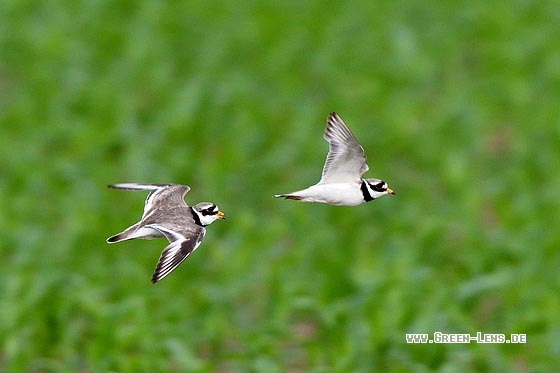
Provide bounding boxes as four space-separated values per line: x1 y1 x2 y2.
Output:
387 188 395 195
217 211 226 219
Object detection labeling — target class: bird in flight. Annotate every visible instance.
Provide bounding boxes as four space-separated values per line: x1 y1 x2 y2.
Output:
106 183 225 283
275 112 394 206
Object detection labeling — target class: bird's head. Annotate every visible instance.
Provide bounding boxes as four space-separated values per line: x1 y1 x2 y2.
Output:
364 178 395 200
192 202 226 226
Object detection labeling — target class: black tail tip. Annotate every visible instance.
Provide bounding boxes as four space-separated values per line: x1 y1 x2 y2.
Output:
274 194 301 201
106 235 120 243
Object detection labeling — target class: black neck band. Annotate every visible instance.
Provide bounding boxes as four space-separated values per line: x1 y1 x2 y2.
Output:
360 180 374 202
190 207 203 226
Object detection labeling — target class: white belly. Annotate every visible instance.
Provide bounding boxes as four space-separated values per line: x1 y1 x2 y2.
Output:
131 226 164 240
293 183 364 206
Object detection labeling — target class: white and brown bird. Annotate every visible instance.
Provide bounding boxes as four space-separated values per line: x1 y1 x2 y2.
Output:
275 112 395 206
106 183 225 283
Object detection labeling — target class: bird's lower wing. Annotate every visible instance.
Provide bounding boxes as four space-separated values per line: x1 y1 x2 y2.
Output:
149 225 205 283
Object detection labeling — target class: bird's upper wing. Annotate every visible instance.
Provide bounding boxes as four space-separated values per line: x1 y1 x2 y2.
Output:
319 113 369 184
108 183 191 220
108 183 170 191
147 223 206 283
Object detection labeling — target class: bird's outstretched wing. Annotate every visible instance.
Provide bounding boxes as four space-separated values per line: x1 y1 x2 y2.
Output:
319 113 369 184
147 223 206 283
108 183 191 219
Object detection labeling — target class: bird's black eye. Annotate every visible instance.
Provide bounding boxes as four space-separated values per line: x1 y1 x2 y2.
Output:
202 204 217 215
371 182 386 192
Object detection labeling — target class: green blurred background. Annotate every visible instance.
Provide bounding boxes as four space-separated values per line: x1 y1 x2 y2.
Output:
1 1 559 371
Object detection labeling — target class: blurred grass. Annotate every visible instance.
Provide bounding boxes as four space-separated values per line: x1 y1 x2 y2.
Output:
1 0 560 371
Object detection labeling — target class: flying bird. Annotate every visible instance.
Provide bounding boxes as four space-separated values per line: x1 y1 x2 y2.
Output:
275 112 394 206
106 183 225 283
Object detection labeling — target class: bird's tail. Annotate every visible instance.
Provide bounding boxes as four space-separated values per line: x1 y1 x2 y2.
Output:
107 232 128 243
106 223 148 243
274 194 302 200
